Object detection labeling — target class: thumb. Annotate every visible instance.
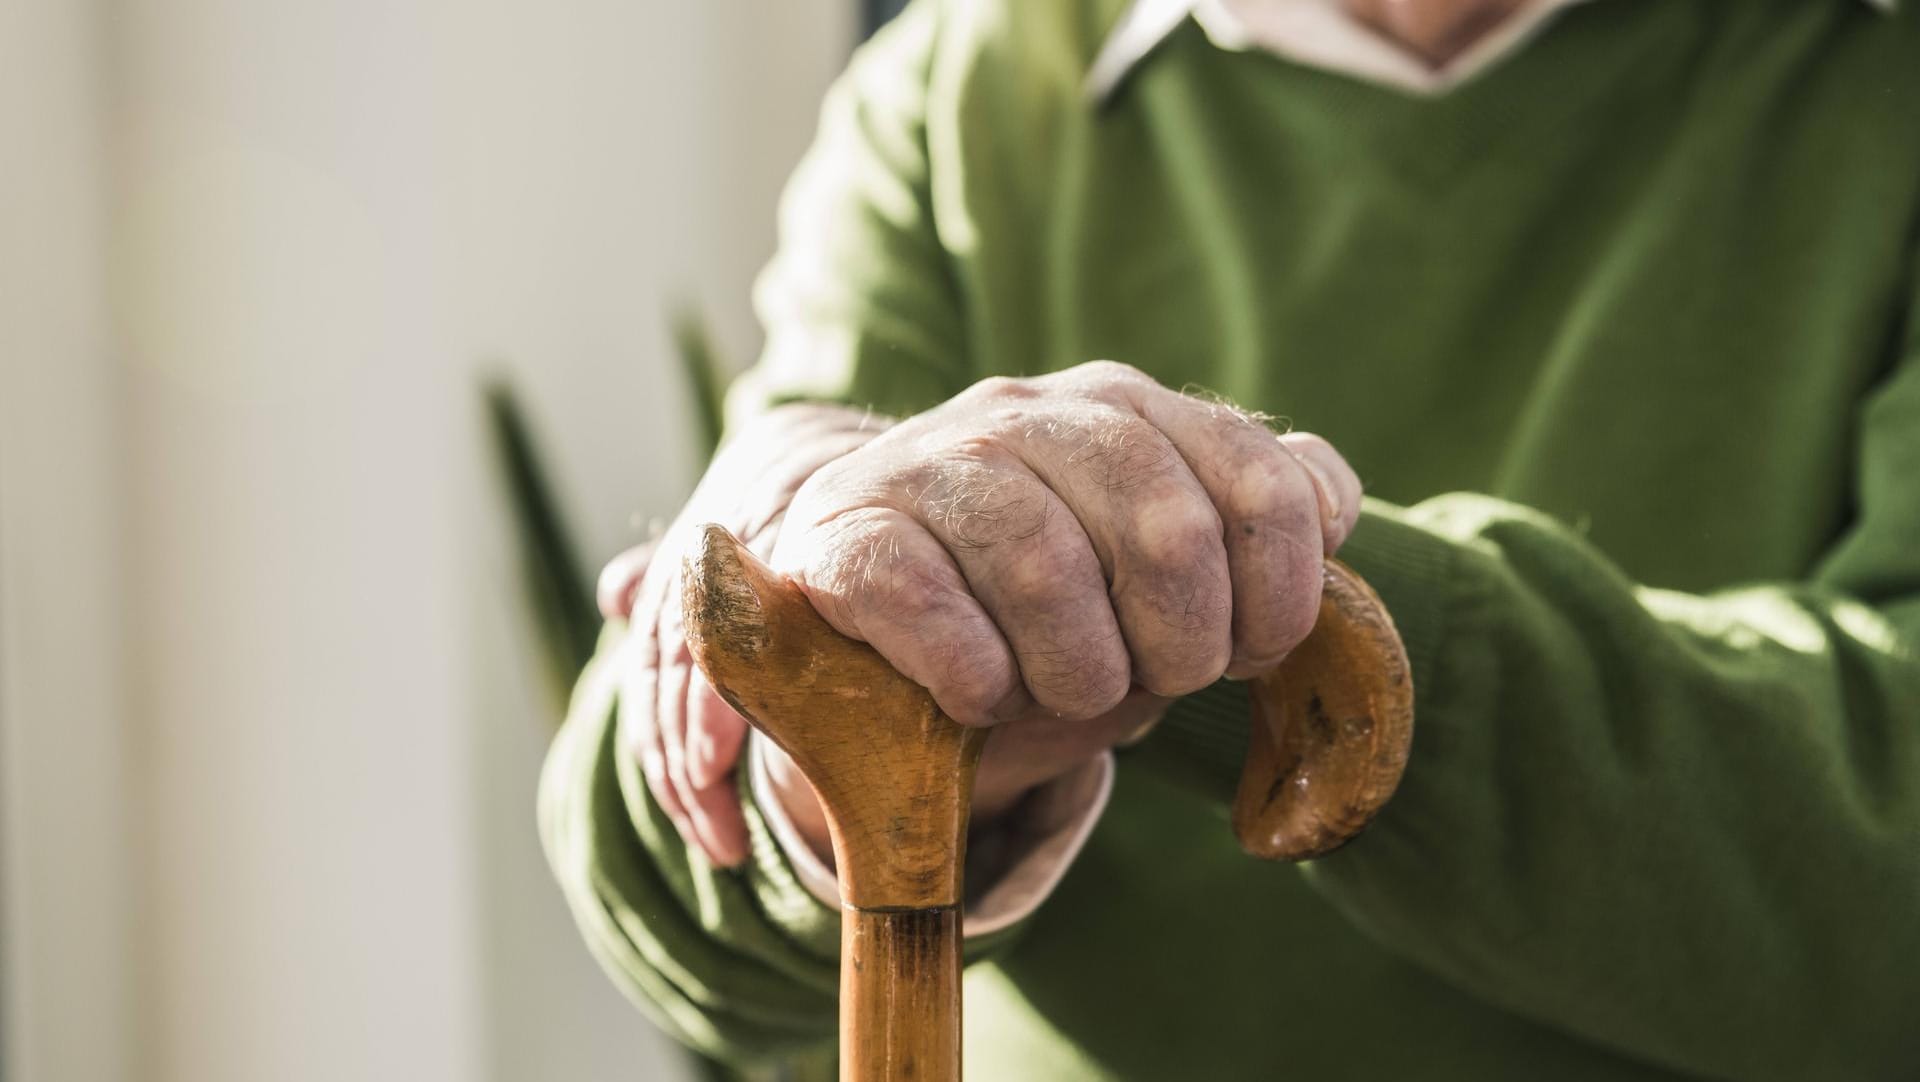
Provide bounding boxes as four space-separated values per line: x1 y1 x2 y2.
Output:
597 539 661 621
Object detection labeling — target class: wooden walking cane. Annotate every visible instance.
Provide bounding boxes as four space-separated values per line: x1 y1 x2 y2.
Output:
682 524 1413 1082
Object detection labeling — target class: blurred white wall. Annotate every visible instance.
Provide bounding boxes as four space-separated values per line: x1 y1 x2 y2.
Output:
3 2 852 1081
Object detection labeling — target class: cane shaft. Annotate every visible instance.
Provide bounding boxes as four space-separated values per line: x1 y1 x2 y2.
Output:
841 907 962 1082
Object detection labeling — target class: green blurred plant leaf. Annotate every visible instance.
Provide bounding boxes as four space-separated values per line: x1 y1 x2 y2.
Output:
483 380 600 712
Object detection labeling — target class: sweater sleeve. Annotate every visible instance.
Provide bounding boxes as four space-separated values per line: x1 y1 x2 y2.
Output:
725 0 971 428
1145 300 1920 1079
539 624 838 1063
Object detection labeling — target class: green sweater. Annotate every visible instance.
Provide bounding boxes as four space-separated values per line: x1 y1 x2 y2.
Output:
540 1 1920 1078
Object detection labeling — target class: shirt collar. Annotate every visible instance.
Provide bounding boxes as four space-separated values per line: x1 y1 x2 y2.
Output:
1086 0 1901 105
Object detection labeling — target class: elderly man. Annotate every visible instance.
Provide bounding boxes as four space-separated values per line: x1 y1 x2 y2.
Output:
542 0 1920 1077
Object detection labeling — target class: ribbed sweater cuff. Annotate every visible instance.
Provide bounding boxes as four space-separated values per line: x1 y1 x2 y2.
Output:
1144 500 1456 803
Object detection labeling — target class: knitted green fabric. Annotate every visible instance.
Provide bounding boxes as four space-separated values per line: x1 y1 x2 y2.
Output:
542 1 1920 1077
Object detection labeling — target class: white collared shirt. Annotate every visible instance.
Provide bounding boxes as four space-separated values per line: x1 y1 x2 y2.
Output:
1087 0 1899 103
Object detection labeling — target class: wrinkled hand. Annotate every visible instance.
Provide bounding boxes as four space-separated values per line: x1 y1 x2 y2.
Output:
606 363 1361 868
601 404 881 868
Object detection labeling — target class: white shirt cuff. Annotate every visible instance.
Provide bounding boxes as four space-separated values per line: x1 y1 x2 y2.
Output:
748 734 1114 938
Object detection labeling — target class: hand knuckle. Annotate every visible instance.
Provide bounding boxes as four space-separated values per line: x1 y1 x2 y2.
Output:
1022 634 1129 717
1281 430 1337 457
1134 621 1233 697
785 452 863 520
1124 490 1224 569
1074 359 1150 391
934 641 1019 719
993 536 1089 605
1221 451 1313 527
962 374 1040 402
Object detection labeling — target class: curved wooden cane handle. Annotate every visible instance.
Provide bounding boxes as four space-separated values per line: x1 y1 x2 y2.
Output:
680 524 1414 1081
1232 559 1414 860
683 525 983 1082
